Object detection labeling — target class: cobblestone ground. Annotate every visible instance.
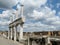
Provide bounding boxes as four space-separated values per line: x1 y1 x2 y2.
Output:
0 35 20 45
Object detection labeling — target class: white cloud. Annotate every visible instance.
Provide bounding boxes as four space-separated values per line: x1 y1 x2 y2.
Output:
14 0 60 32
30 10 44 19
0 9 17 26
0 0 47 31
0 0 18 9
0 10 9 17
23 6 60 31
0 9 16 18
0 0 60 31
23 22 56 32
57 3 60 8
19 0 47 8
29 6 56 20
0 21 10 25
58 12 60 16
49 4 54 8
17 0 47 16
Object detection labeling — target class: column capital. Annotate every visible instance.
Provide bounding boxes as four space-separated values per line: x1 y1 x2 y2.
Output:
13 23 18 28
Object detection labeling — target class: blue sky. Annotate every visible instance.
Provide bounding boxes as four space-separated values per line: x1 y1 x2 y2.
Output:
46 0 60 14
0 0 60 32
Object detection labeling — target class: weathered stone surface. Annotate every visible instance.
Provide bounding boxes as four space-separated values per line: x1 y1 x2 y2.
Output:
0 36 21 45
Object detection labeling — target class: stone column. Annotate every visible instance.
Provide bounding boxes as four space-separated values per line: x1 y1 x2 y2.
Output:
16 9 19 19
47 37 51 45
8 28 10 39
19 24 23 41
12 27 14 40
28 38 30 45
28 38 32 45
10 29 11 39
11 28 13 40
14 26 17 41
21 5 24 17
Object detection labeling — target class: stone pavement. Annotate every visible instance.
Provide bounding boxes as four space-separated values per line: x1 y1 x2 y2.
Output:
0 35 21 45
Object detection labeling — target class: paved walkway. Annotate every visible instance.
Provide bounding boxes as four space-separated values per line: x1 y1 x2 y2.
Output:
0 35 20 45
